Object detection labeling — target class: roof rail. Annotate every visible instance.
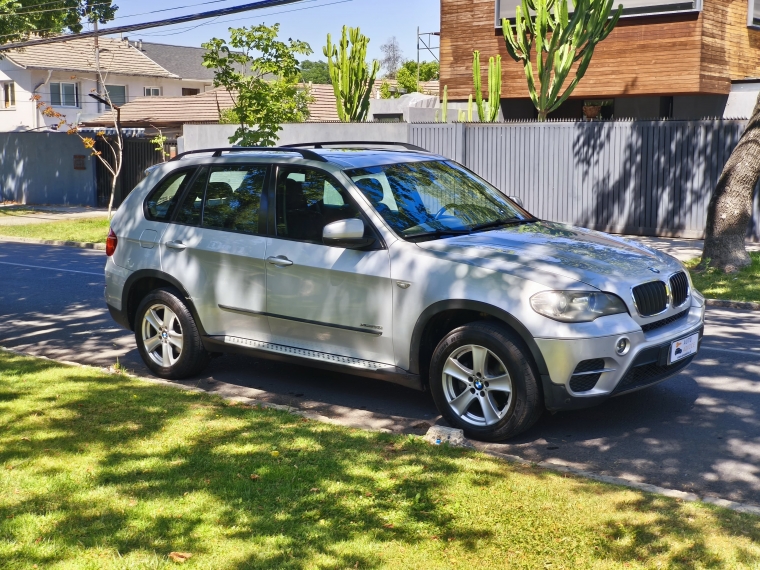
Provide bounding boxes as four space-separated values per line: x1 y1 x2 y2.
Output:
170 146 328 162
282 141 429 153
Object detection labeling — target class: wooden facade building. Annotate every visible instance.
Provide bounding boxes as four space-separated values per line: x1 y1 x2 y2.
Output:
440 0 760 119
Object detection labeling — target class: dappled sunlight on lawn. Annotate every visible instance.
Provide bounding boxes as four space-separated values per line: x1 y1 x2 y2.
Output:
1 351 759 569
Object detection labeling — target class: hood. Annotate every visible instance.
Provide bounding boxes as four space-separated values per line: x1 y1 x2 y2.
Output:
416 221 682 292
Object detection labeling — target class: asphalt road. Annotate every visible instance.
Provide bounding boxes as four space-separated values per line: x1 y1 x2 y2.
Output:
1 242 759 506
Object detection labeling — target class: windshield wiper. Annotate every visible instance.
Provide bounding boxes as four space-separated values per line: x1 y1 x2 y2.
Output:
405 228 472 242
469 218 536 233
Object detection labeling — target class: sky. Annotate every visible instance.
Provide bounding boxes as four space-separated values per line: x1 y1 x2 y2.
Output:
101 0 441 65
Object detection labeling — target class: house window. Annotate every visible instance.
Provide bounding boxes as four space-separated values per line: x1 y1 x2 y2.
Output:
104 85 127 107
144 87 161 97
496 0 702 25
2 82 15 109
182 88 200 96
50 82 79 107
750 0 760 27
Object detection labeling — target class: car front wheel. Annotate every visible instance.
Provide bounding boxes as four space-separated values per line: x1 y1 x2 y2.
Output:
429 321 543 441
134 288 210 379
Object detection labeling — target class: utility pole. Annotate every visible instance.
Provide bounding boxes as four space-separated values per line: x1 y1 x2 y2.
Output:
94 20 101 113
416 26 420 89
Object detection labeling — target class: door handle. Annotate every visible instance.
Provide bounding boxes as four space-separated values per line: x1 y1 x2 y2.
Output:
267 255 293 267
166 240 187 250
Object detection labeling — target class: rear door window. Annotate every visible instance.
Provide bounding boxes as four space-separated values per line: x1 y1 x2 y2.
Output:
174 167 209 226
144 169 194 221
202 165 268 234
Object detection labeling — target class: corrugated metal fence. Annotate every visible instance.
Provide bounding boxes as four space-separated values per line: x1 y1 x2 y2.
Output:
95 138 176 208
410 120 759 240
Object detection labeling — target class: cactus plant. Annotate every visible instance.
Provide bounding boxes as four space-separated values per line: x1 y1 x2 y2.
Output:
323 26 380 122
502 0 622 121
473 51 502 122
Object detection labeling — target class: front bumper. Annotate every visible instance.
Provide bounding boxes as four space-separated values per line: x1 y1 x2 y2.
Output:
535 299 705 411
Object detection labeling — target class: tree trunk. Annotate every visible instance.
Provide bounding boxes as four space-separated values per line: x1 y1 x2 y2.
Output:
700 93 760 272
107 175 117 220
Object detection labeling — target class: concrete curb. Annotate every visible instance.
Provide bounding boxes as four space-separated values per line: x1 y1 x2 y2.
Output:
705 298 760 311
0 236 105 250
3 344 759 519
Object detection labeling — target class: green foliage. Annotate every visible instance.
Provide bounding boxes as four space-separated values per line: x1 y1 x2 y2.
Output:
395 60 440 94
299 59 331 84
202 24 313 147
473 51 501 122
502 0 623 121
0 0 116 46
149 128 168 161
323 26 380 122
218 107 238 124
378 80 396 100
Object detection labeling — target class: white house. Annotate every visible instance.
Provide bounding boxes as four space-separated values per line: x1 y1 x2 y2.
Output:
0 37 214 132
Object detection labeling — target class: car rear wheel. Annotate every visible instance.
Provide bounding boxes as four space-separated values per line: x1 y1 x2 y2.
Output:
429 321 543 441
135 288 210 379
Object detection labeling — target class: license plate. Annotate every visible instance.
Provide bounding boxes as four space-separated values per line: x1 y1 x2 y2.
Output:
669 333 699 364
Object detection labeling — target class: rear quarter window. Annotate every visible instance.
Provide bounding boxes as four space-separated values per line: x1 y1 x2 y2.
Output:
144 169 195 221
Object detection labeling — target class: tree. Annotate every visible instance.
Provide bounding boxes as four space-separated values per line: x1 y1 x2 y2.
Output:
700 93 760 272
202 24 313 147
299 60 330 84
379 36 403 78
502 0 622 121
396 60 440 93
324 26 380 122
0 0 117 45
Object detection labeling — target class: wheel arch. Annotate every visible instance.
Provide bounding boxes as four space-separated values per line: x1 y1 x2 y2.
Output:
409 300 550 385
122 269 206 336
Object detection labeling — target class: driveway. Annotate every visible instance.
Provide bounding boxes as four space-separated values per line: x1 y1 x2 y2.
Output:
1 241 758 506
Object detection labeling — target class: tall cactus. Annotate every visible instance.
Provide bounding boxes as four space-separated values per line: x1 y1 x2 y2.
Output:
323 26 380 122
502 0 622 121
473 51 502 122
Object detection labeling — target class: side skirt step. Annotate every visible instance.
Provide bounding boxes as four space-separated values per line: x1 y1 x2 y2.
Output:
205 335 424 391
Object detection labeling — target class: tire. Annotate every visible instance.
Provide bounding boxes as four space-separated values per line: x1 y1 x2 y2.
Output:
134 287 211 379
429 321 543 442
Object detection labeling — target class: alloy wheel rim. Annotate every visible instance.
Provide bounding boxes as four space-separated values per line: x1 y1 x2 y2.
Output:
442 344 513 427
141 303 183 368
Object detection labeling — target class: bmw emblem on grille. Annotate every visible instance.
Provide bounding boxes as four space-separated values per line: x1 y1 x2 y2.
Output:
648 267 660 273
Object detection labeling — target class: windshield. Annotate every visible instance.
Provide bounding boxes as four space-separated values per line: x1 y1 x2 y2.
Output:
346 160 533 240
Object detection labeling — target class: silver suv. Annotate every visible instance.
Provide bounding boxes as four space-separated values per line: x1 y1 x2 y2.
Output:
105 143 705 441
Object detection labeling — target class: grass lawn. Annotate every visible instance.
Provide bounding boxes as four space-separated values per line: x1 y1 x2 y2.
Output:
687 252 760 303
0 217 110 244
0 208 37 217
0 351 758 569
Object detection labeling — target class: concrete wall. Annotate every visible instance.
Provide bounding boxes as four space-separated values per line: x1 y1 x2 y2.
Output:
180 122 410 152
0 132 96 205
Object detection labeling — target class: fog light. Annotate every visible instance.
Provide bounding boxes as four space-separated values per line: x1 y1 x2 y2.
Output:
615 337 630 355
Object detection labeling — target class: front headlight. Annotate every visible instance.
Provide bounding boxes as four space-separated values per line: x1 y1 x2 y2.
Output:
530 291 628 322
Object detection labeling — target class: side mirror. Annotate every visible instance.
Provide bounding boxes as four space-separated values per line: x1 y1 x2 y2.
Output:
508 196 524 208
323 218 375 249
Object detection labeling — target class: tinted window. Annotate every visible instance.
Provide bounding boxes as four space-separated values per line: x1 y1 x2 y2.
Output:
275 166 361 243
202 166 267 234
174 167 208 226
145 169 193 221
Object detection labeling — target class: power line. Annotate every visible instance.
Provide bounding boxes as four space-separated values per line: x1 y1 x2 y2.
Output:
0 1 112 18
135 0 349 38
0 0 310 50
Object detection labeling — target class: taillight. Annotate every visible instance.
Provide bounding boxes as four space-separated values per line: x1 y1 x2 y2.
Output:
106 228 118 257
